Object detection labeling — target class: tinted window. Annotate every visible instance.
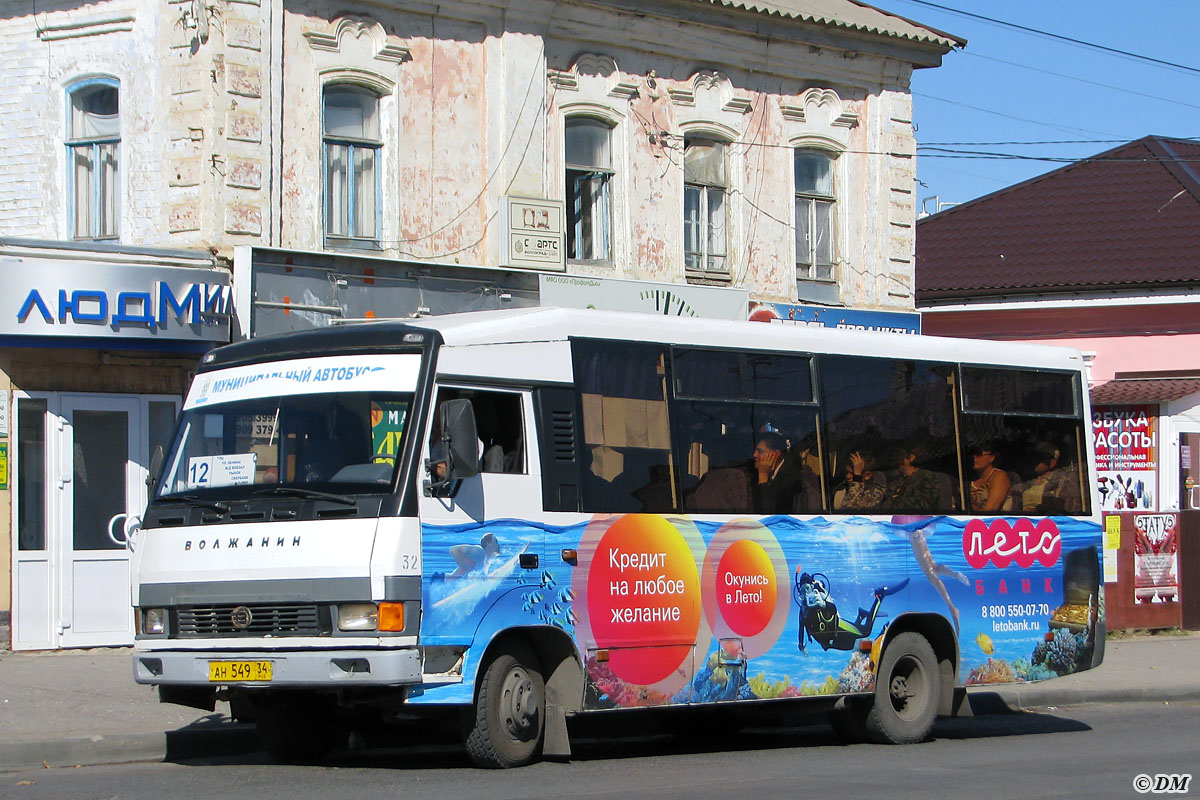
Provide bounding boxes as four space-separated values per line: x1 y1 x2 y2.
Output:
673 348 813 403
962 367 1077 416
819 356 960 514
574 340 675 513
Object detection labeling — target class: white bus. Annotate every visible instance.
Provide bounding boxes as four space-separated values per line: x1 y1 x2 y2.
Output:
132 307 1104 767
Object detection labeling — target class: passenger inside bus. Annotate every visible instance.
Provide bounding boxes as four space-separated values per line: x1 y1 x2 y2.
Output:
297 401 369 482
883 444 944 512
969 440 1012 513
1022 441 1082 514
832 450 884 511
751 432 807 514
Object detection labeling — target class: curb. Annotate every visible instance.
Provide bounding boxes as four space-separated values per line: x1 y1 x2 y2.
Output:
0 724 261 773
968 685 1200 713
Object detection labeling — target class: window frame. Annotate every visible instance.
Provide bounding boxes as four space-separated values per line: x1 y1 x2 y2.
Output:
565 116 614 264
794 148 838 283
322 84 383 250
65 78 120 241
683 137 730 278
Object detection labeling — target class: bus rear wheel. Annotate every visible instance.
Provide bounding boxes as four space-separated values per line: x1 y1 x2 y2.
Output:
865 632 939 744
465 644 545 768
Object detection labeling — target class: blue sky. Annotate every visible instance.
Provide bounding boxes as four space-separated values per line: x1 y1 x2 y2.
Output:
876 0 1200 210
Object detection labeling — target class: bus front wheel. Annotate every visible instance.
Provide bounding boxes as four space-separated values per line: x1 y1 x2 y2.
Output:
865 632 939 745
465 644 545 768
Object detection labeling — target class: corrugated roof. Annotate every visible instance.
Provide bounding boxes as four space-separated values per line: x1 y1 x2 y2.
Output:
700 0 963 49
1091 378 1200 405
916 136 1200 301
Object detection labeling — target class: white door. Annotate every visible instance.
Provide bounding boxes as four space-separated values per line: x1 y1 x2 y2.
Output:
58 395 142 648
11 393 178 650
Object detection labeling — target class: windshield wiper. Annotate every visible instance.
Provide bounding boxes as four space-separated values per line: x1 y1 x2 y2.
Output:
166 495 231 514
252 486 358 506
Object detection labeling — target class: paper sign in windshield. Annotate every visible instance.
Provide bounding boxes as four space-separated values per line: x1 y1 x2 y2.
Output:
187 453 257 489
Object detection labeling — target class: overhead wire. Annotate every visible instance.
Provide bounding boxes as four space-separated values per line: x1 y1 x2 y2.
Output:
898 0 1200 76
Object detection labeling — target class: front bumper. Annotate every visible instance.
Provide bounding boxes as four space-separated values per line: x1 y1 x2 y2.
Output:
133 647 421 687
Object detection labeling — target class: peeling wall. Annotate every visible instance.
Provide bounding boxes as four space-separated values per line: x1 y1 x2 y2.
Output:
0 0 941 308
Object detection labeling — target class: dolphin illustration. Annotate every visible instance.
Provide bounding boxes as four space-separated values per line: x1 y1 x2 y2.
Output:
906 523 969 634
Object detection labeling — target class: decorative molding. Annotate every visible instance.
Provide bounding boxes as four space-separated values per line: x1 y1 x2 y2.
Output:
609 80 639 100
551 53 638 101
723 97 753 114
668 87 695 106
574 53 616 79
672 70 751 114
37 11 135 40
547 69 577 91
303 16 410 65
318 67 396 95
782 88 858 128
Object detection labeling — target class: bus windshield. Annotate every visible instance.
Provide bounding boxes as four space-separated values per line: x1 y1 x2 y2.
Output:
156 390 412 499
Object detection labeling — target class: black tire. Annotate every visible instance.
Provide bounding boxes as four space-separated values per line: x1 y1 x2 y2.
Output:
465 644 545 768
256 695 340 763
865 631 940 744
827 697 870 743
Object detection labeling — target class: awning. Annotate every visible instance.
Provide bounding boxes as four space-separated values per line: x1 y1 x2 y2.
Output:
1090 378 1200 405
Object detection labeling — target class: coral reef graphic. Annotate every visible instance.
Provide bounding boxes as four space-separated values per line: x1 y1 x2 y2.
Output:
966 627 1094 685
837 651 875 694
583 655 674 708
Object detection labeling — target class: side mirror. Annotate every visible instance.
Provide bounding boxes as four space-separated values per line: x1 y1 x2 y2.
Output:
146 445 165 490
424 398 478 497
441 399 479 481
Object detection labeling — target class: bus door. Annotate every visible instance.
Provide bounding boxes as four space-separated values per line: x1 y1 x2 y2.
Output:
418 386 548 638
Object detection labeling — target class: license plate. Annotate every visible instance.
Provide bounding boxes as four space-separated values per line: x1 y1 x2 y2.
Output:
208 660 273 682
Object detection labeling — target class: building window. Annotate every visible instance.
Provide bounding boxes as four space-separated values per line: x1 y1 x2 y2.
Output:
795 149 836 281
67 81 119 240
565 118 613 262
324 86 381 247
684 138 728 276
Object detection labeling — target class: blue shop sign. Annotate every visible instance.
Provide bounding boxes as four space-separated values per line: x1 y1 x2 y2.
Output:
749 302 920 334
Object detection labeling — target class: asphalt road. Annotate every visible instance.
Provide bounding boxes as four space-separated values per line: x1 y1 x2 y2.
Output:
4 701 1196 800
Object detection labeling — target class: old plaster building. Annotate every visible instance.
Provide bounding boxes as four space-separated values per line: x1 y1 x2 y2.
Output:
0 0 959 648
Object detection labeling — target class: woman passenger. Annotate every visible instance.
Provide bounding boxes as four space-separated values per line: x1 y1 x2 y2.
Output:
969 441 1011 513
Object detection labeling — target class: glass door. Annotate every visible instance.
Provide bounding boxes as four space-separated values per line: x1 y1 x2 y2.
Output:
10 393 179 650
12 397 53 650
59 395 141 648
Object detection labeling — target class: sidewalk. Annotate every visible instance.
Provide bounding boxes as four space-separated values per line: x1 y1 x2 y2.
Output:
0 626 1197 771
0 625 258 771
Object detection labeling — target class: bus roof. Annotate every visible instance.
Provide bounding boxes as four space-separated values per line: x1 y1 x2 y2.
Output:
405 307 1085 371
204 307 1085 373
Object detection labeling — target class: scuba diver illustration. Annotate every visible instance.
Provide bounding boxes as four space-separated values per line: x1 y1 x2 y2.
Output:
793 566 909 652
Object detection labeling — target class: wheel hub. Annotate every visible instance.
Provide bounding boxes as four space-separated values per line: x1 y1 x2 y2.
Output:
501 668 538 737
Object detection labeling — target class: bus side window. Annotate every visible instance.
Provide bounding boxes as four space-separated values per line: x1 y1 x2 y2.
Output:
573 341 676 514
817 356 961 515
431 387 526 474
959 367 1089 516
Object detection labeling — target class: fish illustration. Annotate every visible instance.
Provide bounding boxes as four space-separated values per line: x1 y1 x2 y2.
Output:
558 587 576 603
549 602 563 616
905 524 969 634
976 631 994 655
540 570 557 588
564 607 578 625
527 591 543 605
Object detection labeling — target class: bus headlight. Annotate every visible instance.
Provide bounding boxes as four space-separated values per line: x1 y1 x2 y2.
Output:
337 603 379 631
141 608 167 635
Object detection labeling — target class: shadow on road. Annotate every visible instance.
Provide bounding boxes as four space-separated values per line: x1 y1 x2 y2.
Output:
173 704 1092 771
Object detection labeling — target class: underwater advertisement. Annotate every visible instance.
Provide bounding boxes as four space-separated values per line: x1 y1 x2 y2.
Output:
420 513 1103 708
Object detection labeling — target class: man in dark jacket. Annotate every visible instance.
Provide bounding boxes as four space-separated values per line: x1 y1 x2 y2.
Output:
751 432 806 514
